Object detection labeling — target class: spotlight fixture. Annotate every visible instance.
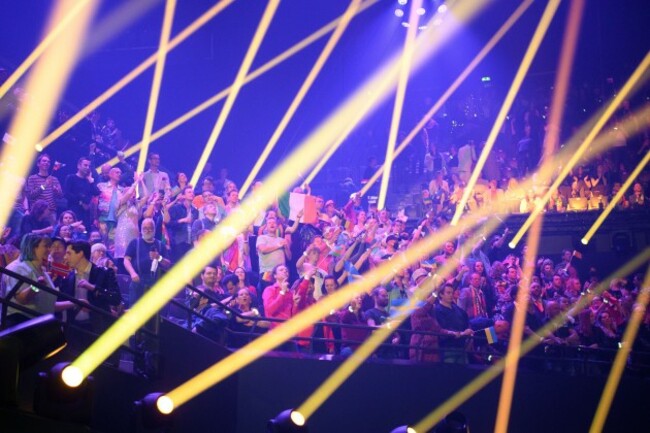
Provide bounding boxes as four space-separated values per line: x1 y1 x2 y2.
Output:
438 4 448 13
267 408 308 433
416 7 426 16
33 362 94 424
134 392 175 430
0 314 66 405
395 8 405 17
398 0 408 5
391 426 417 433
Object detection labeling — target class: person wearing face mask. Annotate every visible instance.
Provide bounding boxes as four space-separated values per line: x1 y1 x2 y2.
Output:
123 218 171 307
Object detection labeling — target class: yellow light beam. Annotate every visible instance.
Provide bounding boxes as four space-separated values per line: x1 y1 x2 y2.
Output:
582 150 650 245
0 0 97 230
451 0 561 226
590 267 650 433
137 0 177 174
189 0 282 187
494 216 542 433
508 50 650 248
377 0 422 210
412 248 650 433
542 0 585 163
99 0 382 173
298 218 502 421
495 2 583 429
359 0 534 197
238 0 363 198
68 0 489 386
39 0 236 150
0 0 92 100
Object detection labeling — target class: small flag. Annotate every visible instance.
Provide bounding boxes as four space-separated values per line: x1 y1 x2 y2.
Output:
289 192 318 224
277 192 291 219
484 326 498 344
572 250 583 259
344 261 361 283
344 219 354 232
262 271 273 282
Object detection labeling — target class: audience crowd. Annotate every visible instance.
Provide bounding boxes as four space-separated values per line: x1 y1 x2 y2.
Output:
1 77 649 371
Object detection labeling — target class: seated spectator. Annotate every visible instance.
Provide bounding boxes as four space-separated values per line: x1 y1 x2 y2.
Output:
53 210 87 241
90 243 118 273
0 234 75 327
228 288 269 348
62 241 122 335
19 199 53 237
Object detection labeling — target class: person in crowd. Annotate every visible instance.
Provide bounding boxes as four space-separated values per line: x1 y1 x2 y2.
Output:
435 283 474 363
24 153 63 216
0 234 75 327
167 186 198 262
123 218 171 307
142 153 171 198
257 216 291 304
62 241 122 336
90 242 117 273
19 199 54 237
228 287 269 348
63 157 100 227
53 210 86 242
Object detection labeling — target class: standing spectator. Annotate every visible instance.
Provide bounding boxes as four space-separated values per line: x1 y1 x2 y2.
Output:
167 186 198 262
256 216 291 302
435 284 473 363
24 153 64 216
123 218 171 307
191 203 219 245
458 272 491 328
64 157 100 227
457 140 476 183
142 153 171 198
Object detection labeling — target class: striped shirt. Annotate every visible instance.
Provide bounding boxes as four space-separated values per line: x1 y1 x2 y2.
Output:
25 174 63 211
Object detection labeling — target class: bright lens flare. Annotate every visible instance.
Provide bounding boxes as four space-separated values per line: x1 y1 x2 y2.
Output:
156 395 175 415
61 365 84 388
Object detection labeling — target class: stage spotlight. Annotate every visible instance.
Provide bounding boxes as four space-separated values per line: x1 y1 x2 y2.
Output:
33 362 94 424
434 411 469 433
267 408 308 432
398 0 408 5
438 4 448 13
416 7 426 16
395 8 405 17
135 392 175 430
0 314 66 405
391 426 417 433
